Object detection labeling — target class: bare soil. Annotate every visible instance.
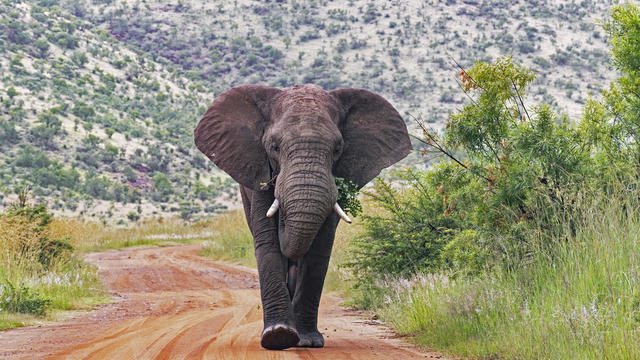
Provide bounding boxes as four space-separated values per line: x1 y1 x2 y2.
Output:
0 244 446 359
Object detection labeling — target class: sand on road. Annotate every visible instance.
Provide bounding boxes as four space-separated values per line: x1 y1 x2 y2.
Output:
0 244 446 359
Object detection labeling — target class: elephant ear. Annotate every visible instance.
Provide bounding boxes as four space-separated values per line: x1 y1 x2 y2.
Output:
330 88 411 188
194 85 281 191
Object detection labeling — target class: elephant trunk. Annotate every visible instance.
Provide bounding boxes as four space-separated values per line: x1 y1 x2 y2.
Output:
276 147 337 260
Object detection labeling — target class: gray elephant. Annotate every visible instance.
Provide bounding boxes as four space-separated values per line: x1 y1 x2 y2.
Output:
194 84 410 350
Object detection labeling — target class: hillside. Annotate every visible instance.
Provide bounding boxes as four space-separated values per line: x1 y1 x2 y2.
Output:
1 0 616 222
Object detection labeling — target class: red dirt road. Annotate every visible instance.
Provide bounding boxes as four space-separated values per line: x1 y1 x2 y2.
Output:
0 244 445 359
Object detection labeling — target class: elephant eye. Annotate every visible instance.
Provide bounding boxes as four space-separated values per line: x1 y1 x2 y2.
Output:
272 144 280 153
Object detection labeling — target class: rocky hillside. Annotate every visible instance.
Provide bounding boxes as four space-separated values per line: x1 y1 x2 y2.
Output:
0 0 616 222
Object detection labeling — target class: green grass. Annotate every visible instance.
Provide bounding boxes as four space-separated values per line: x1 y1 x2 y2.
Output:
197 210 256 268
0 253 107 330
0 264 107 330
48 217 216 251
372 194 640 359
0 312 41 331
0 207 107 330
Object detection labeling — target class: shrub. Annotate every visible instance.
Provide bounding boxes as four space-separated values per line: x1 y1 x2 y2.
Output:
0 199 102 323
72 102 96 121
348 56 628 284
0 282 51 315
371 180 640 359
335 177 361 217
152 173 173 196
70 51 89 67
126 211 140 222
0 121 18 143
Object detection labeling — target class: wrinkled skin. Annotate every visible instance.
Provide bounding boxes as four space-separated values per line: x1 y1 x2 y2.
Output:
194 84 410 350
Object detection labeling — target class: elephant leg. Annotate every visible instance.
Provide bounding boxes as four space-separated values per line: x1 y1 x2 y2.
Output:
287 260 297 300
292 213 339 348
242 187 299 350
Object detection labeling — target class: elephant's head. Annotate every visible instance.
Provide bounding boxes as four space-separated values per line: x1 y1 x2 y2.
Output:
194 84 410 260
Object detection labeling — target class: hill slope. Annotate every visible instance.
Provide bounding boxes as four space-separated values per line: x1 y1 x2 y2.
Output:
0 0 616 222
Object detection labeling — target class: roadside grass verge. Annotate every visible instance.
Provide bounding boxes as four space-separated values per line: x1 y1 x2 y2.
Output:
0 206 106 330
0 208 255 330
198 210 255 268
53 210 255 267
369 192 640 359
50 217 215 251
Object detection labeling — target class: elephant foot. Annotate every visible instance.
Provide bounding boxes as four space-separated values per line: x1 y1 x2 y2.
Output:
261 324 300 350
296 330 324 348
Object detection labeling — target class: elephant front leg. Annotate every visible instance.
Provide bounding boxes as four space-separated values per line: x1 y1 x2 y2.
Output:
246 188 299 350
292 214 339 348
255 245 299 350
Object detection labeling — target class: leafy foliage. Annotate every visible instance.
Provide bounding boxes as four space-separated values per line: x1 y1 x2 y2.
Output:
349 52 640 283
0 194 103 321
345 6 640 359
335 177 361 217
0 281 51 315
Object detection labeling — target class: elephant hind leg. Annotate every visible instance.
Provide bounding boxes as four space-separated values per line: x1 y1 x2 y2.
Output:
287 260 297 300
261 324 300 350
297 331 324 348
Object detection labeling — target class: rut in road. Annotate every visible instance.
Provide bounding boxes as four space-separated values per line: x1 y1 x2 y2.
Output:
0 244 446 359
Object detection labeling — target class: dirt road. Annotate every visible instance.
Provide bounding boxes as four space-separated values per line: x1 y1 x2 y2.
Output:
0 244 444 359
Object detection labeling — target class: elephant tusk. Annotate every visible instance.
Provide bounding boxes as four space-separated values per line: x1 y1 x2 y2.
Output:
266 199 279 217
334 203 352 224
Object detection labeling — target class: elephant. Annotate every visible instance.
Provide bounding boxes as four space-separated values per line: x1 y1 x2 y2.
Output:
194 84 410 350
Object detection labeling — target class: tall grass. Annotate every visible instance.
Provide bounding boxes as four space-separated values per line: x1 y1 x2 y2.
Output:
0 208 105 330
371 189 640 359
198 210 255 267
50 217 217 250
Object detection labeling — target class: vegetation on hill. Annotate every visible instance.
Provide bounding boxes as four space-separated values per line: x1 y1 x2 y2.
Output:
341 3 640 359
0 0 235 222
1 0 616 222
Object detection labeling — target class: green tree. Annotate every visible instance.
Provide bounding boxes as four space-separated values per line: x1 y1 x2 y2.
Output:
72 102 95 121
152 173 173 201
6 87 18 99
123 167 137 182
101 144 119 163
31 111 62 147
33 38 50 59
71 51 89 67
602 3 640 155
83 134 100 147
349 57 598 279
